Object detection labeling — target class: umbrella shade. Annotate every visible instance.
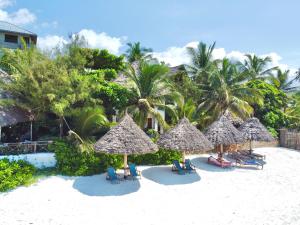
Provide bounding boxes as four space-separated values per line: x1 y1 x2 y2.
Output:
94 114 158 155
238 117 275 142
205 115 245 146
158 117 213 152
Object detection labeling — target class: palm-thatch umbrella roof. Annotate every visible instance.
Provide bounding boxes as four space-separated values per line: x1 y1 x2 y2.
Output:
0 106 31 127
94 114 158 155
223 111 244 128
238 117 275 142
205 115 245 146
157 117 213 153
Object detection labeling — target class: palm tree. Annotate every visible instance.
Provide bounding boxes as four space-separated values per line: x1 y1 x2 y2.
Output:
239 54 278 80
185 42 217 83
124 61 176 129
269 69 299 92
165 96 198 124
125 42 153 63
198 58 262 123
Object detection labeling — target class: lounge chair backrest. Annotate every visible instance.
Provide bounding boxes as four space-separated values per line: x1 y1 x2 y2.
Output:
107 167 117 180
173 160 183 170
185 159 192 169
129 164 138 177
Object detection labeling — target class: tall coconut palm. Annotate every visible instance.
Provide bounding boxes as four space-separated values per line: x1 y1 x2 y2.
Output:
124 61 176 129
125 42 153 63
269 69 299 92
185 42 217 83
199 58 262 123
239 54 278 80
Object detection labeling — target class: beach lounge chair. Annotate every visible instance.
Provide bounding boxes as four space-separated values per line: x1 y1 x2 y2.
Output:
128 163 141 179
236 158 264 169
172 160 186 175
106 167 121 183
228 152 264 169
184 159 196 173
207 156 232 168
239 150 266 160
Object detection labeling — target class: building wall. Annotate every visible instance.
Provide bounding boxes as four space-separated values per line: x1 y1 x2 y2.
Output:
0 33 35 49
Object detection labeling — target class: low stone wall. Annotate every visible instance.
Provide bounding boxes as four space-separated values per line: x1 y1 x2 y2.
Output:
0 153 56 169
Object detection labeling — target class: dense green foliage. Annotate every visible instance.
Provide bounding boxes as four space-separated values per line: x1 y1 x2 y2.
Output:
128 149 182 165
247 80 290 136
0 159 35 192
49 139 122 176
50 139 182 176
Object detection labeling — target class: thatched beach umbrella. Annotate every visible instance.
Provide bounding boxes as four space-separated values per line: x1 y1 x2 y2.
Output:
205 116 245 155
94 114 158 174
238 117 275 151
223 111 244 128
157 117 213 161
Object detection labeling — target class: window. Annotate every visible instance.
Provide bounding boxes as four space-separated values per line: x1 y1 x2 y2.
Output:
147 118 153 129
4 34 18 43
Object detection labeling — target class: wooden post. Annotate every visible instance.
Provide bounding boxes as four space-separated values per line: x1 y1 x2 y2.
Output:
123 154 128 176
220 144 223 158
30 121 33 141
249 140 253 152
182 151 185 162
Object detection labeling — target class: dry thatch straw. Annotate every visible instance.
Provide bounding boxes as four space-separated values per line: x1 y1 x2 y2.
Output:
94 114 158 155
223 111 244 128
157 117 213 153
205 115 245 146
238 117 275 142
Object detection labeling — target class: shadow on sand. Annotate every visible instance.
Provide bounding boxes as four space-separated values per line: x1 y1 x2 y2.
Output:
72 174 140 196
142 166 201 185
191 156 235 172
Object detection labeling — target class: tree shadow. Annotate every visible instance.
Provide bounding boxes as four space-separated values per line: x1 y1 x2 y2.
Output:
190 156 235 172
72 174 140 196
142 166 201 185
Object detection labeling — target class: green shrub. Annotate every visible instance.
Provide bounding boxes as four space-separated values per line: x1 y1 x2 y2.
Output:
0 159 36 192
50 139 182 176
128 149 182 165
50 139 122 176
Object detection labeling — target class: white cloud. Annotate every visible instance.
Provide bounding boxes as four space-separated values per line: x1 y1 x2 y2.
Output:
0 0 36 25
37 35 67 51
38 30 125 55
75 29 124 54
0 0 14 8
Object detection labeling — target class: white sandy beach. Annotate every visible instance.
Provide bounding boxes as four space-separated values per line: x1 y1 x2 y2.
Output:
1 147 300 225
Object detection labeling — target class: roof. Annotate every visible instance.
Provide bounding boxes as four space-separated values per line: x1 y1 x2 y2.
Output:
238 117 275 142
94 114 158 154
0 21 37 36
158 117 213 152
223 111 244 128
205 115 245 146
0 106 30 127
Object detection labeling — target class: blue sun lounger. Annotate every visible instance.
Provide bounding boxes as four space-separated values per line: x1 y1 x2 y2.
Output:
106 167 121 183
184 159 196 173
237 158 264 170
172 160 186 175
129 163 141 179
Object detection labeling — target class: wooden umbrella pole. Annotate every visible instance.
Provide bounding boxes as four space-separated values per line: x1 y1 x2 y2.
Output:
182 151 185 163
220 144 223 158
249 139 253 153
124 154 128 176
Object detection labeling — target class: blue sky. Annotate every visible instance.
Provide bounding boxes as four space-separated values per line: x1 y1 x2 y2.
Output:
1 0 299 71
